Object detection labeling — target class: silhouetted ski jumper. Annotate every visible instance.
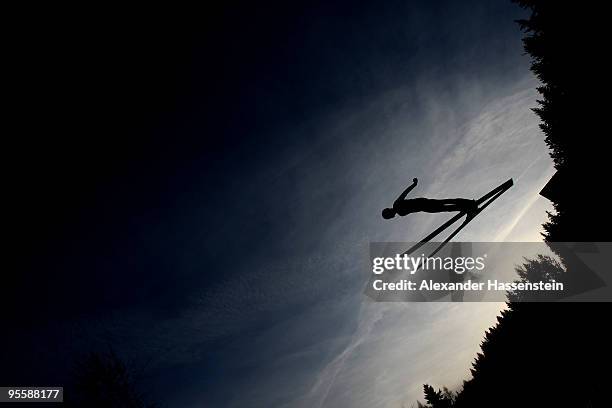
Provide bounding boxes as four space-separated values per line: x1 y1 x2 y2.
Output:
382 178 477 219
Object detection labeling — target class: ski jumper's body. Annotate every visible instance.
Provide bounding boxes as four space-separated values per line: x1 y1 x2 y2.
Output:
382 178 477 219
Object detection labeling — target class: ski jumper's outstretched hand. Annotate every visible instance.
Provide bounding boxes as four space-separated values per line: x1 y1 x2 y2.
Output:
396 178 418 203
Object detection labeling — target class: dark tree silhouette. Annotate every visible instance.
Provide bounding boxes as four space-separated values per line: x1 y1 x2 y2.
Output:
419 255 606 407
418 384 456 408
506 254 565 302
513 0 610 241
67 351 158 408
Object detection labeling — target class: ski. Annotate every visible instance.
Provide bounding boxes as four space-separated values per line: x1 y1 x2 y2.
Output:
402 178 513 257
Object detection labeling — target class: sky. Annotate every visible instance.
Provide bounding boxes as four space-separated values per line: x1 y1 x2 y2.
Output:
5 1 555 407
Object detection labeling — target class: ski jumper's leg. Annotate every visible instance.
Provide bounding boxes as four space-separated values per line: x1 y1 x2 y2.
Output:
439 198 473 206
421 199 447 213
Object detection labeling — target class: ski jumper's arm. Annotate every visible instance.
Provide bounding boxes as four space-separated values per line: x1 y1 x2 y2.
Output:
395 178 418 203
